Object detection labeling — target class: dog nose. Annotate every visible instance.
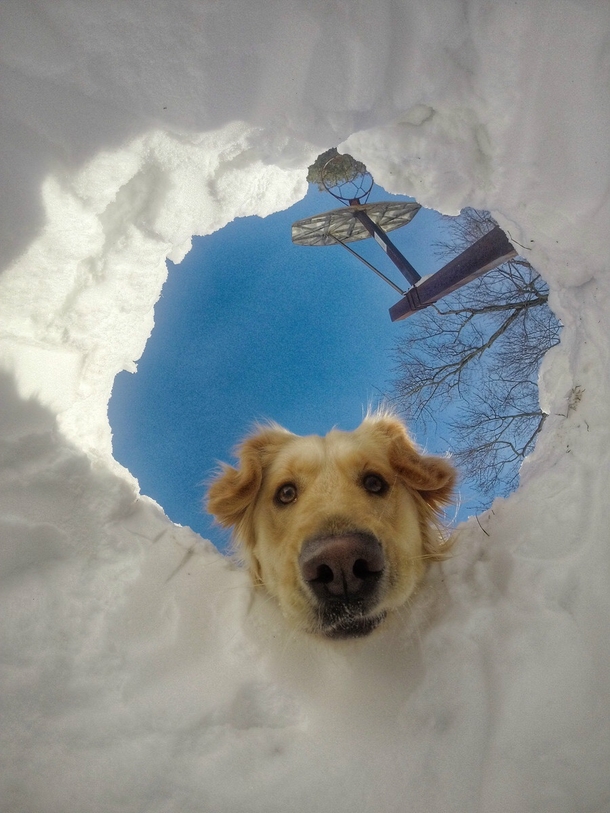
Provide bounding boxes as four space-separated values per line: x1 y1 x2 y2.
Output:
299 533 385 602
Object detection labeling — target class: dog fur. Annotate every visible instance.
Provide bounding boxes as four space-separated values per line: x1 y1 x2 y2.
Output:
207 412 456 639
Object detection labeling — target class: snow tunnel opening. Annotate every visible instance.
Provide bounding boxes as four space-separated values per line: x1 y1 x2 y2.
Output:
108 171 560 554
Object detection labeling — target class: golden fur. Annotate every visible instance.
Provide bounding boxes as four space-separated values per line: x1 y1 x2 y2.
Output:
207 413 456 639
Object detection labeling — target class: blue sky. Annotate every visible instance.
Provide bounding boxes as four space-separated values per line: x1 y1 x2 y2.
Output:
109 184 463 551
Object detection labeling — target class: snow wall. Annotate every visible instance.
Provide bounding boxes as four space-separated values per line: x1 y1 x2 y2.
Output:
1 2 609 812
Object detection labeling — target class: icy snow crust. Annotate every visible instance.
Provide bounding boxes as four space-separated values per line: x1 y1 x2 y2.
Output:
1 1 609 811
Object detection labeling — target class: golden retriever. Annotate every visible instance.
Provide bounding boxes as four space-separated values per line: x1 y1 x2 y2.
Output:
207 412 456 640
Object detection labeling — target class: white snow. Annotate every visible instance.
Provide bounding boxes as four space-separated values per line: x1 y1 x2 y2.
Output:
1 1 609 811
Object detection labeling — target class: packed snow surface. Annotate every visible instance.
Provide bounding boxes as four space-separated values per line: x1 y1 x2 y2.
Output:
1 1 609 811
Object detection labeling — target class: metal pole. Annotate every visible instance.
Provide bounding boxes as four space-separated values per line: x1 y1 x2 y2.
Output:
333 237 406 296
351 210 421 286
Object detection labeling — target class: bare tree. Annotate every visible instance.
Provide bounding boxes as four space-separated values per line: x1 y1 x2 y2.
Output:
391 208 561 505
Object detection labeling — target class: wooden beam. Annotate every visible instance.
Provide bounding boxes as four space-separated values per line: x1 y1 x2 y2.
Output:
389 225 517 321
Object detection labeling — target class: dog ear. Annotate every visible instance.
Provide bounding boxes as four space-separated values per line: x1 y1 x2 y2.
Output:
364 414 457 511
206 424 294 532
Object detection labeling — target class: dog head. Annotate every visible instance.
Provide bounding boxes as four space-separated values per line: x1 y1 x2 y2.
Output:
207 413 456 639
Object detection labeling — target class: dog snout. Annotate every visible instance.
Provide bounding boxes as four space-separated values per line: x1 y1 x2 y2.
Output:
299 533 385 603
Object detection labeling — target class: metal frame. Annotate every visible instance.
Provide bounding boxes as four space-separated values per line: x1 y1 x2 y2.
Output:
293 161 517 319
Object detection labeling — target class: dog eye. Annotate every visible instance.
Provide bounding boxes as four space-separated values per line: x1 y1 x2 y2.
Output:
275 483 298 505
362 473 388 495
